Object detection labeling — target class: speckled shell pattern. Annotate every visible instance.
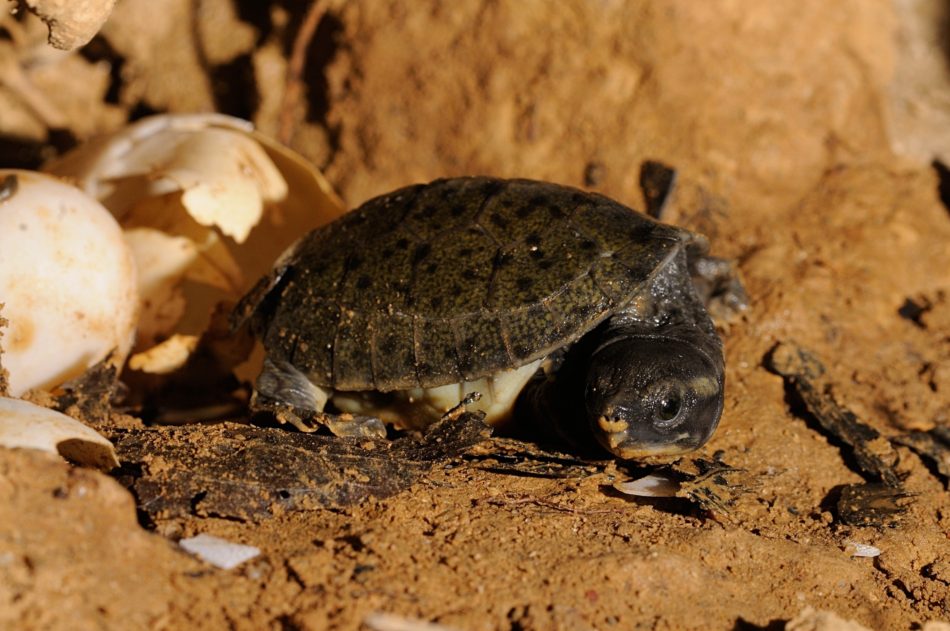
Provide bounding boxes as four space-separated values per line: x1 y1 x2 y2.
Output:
247 177 689 392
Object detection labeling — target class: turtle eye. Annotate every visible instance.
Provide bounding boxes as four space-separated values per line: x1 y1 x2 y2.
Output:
657 392 681 421
651 381 685 427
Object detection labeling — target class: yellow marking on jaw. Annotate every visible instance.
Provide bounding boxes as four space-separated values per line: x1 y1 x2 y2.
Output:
598 416 629 434
606 431 627 450
687 375 720 398
613 437 695 459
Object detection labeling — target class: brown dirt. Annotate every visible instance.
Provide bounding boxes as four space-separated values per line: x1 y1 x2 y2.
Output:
0 305 8 396
1 1 949 630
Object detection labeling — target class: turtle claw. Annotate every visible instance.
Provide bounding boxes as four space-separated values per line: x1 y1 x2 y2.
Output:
324 414 387 439
251 393 315 432
275 407 313 432
250 390 386 438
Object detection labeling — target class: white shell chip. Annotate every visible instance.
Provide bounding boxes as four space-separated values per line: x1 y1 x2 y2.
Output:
845 541 882 558
363 613 461 631
178 533 260 570
613 474 681 497
0 396 119 470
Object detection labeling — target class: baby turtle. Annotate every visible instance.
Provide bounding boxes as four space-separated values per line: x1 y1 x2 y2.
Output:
234 177 742 459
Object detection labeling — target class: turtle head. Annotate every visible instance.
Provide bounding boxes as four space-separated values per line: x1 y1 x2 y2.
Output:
583 335 723 459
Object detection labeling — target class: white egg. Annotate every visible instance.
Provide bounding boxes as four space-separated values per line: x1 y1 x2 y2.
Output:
0 170 137 396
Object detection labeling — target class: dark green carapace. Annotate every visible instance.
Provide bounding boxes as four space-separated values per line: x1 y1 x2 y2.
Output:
236 177 738 459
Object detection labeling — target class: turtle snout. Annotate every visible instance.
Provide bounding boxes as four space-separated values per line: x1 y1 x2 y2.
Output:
596 412 629 434
596 412 633 453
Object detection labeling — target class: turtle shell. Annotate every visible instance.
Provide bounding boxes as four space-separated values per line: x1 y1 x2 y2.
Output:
239 177 691 392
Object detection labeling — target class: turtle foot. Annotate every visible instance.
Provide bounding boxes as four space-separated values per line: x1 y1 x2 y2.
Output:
251 390 387 438
324 414 387 439
690 254 748 323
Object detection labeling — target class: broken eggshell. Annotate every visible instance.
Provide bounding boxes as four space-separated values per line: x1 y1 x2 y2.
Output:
178 533 261 570
44 114 345 373
0 396 119 469
0 170 137 396
19 0 118 50
844 541 882 558
613 473 681 497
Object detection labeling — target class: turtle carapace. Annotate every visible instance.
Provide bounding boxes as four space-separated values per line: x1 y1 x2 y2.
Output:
233 177 742 459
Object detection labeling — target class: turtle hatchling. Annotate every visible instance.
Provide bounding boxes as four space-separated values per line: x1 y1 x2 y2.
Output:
233 177 743 459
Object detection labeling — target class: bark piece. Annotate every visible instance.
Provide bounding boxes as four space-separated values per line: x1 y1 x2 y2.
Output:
766 342 902 487
116 413 491 520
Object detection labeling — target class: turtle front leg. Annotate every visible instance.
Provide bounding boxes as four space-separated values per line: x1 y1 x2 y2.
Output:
253 358 387 438
688 254 748 323
321 413 387 438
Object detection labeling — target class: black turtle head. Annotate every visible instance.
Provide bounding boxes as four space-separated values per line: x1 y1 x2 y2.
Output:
583 335 723 459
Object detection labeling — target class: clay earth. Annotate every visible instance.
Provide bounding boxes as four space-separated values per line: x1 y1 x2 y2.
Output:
1 1 950 630
236 177 738 459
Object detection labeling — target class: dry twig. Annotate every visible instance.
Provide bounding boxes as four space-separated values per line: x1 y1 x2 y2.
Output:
278 0 325 144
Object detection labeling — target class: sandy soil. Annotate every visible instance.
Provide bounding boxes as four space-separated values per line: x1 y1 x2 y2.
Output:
0 1 949 629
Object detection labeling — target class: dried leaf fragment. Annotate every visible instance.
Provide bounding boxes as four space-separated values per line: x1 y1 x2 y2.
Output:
893 426 950 484
0 396 118 469
118 413 490 519
836 483 912 528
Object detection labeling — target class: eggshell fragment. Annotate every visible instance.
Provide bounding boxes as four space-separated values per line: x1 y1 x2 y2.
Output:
45 114 344 364
0 170 137 395
128 334 199 374
844 541 881 558
122 227 207 349
45 113 286 241
178 534 260 570
0 396 119 469
45 113 258 203
363 613 461 631
613 474 681 497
